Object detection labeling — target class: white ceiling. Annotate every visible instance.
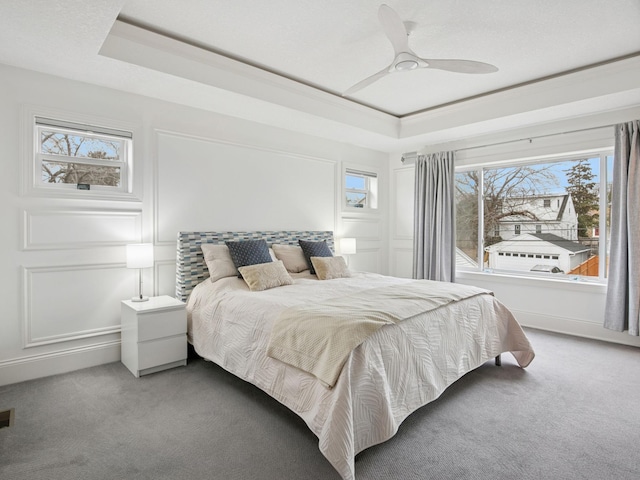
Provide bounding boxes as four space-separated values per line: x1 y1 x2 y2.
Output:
117 0 640 115
1 0 640 151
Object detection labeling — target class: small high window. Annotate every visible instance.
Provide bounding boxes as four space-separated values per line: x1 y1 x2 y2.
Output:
345 168 378 209
35 117 132 194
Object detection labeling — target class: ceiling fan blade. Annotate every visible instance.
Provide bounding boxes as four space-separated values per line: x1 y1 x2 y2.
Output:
343 66 391 96
422 58 499 74
378 4 410 56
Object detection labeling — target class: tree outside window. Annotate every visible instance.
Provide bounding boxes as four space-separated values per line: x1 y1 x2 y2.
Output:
35 117 131 193
455 154 612 280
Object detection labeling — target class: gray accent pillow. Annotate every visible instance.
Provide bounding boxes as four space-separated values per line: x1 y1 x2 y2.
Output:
226 239 273 277
298 239 333 275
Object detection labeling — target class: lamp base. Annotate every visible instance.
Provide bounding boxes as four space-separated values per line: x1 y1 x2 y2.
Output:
131 296 149 302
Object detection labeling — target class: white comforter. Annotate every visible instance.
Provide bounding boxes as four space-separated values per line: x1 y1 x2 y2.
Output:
187 272 535 480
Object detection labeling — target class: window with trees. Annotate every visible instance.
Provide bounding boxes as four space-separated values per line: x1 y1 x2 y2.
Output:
456 152 613 281
35 117 132 194
345 168 378 209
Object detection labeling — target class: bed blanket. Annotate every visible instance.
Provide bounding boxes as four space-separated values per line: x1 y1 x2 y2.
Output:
267 281 490 387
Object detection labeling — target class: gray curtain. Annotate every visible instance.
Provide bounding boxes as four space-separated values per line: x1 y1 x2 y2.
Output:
413 151 456 282
604 120 640 335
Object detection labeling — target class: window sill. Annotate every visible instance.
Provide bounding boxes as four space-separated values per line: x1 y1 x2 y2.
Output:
24 186 141 202
456 269 607 293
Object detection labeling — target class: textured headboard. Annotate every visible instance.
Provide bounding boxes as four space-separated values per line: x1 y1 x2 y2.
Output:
176 230 334 302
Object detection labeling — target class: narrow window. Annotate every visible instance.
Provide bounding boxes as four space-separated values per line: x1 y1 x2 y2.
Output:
345 169 377 209
515 224 521 235
35 117 132 194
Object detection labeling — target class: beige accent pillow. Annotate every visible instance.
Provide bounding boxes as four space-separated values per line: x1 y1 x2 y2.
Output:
238 260 294 291
200 244 237 283
310 256 351 280
272 244 309 273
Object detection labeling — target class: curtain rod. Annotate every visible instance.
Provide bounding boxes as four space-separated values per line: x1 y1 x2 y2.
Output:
453 124 615 153
401 123 616 164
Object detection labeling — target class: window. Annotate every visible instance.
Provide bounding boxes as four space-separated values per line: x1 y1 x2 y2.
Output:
455 152 613 281
34 117 132 194
345 168 378 209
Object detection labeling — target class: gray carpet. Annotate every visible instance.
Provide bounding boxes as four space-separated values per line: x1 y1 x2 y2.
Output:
1 328 639 480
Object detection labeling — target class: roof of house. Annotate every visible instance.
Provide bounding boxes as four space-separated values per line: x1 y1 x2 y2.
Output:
456 248 478 268
485 233 591 254
530 233 591 253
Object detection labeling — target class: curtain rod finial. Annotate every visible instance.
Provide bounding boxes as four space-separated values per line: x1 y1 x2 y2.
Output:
401 151 418 164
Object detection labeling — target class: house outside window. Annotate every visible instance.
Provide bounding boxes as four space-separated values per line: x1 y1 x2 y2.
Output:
345 168 378 209
455 152 613 281
34 116 132 195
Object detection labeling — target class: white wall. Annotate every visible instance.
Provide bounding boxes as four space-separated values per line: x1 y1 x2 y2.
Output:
0 64 388 386
389 113 640 348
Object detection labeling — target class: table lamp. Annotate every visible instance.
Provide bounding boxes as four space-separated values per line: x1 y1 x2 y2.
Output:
126 243 154 302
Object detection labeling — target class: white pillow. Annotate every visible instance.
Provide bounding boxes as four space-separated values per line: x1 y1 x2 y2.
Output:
238 260 294 291
272 244 309 273
310 256 351 280
200 244 237 283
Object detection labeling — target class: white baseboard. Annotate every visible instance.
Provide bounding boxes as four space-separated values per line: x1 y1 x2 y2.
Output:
513 309 640 348
0 341 121 387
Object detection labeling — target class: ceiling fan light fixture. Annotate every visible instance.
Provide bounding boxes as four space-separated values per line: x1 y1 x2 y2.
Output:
395 59 419 71
343 5 498 96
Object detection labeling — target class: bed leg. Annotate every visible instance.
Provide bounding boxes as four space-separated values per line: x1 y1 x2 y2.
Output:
495 355 502 366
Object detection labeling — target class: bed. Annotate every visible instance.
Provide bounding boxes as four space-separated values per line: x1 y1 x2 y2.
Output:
176 230 535 480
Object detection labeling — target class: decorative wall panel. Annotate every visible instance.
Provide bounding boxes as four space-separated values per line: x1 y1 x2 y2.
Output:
22 264 134 347
23 209 142 250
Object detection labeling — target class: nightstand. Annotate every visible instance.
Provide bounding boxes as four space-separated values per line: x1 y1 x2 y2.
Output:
121 295 187 377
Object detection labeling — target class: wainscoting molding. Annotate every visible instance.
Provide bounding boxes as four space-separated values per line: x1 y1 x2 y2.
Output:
392 167 414 240
511 309 640 348
391 247 414 279
21 263 133 348
340 216 381 242
22 208 142 250
0 340 121 387
349 247 381 274
155 259 177 297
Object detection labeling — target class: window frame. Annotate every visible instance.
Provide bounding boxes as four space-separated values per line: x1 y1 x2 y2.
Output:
455 148 613 284
22 106 140 201
344 167 379 211
36 120 130 193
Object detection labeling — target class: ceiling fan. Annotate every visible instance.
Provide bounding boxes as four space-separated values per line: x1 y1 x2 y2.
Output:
343 4 498 96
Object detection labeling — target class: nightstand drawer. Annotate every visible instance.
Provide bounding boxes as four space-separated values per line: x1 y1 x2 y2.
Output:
138 335 186 370
137 308 186 342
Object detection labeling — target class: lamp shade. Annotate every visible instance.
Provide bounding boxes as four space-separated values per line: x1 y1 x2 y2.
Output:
126 243 154 269
339 238 357 255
